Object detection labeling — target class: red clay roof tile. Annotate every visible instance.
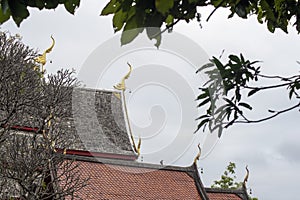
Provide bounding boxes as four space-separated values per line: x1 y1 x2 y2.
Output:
70 160 203 200
207 193 243 200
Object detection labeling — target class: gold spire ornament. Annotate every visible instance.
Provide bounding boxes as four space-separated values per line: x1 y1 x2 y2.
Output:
136 137 141 156
243 165 249 188
193 143 202 164
113 63 141 156
34 35 55 73
113 62 132 99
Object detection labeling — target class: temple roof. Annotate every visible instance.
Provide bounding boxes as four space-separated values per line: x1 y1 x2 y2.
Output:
7 88 136 157
70 88 135 156
63 153 250 200
64 154 207 200
205 188 249 200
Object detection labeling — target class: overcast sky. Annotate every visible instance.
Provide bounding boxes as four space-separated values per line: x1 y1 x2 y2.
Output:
2 1 300 199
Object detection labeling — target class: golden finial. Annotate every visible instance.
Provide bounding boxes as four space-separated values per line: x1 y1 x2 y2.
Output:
193 143 201 164
34 35 55 73
113 62 132 98
113 63 140 156
243 165 249 188
136 137 142 156
114 62 132 90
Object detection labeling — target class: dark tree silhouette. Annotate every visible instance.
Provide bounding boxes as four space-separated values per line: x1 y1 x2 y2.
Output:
0 32 86 199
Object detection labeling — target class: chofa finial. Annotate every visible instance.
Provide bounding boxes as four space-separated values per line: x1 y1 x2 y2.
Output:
193 143 201 164
113 63 132 92
243 165 249 188
34 35 55 73
113 63 141 156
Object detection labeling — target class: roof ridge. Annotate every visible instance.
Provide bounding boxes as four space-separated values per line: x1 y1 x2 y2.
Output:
64 153 196 172
192 164 209 200
73 86 120 93
205 187 246 194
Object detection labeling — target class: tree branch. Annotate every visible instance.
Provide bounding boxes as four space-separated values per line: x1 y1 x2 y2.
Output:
234 102 300 124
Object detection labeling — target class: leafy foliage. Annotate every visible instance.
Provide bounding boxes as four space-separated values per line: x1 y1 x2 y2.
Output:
100 0 300 46
0 0 80 26
212 162 259 200
195 54 300 137
3 1 300 45
211 162 242 189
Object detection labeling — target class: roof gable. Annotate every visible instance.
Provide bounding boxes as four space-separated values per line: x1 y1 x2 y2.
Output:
64 155 204 200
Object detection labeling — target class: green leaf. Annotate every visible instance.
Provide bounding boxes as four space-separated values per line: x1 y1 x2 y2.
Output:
146 27 161 48
238 102 252 110
0 4 10 24
44 0 59 9
235 87 241 101
155 0 174 15
1 0 9 13
25 0 42 9
64 0 80 14
121 10 144 45
257 7 263 23
101 0 120 15
195 118 210 132
289 87 294 99
113 9 127 32
8 1 30 26
165 14 173 25
197 97 210 107
224 120 235 128
214 104 227 114
211 0 225 7
235 4 247 19
217 126 223 137
121 30 139 46
121 27 144 46
196 62 215 73
196 92 209 100
33 0 45 9
229 54 240 64
212 57 225 71
224 98 242 115
248 88 260 96
294 81 300 89
267 23 275 33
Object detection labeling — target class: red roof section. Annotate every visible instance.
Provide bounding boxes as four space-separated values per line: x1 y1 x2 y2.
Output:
207 193 243 200
69 160 203 200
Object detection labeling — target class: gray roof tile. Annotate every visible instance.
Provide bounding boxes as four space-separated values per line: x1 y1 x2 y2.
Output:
70 88 135 156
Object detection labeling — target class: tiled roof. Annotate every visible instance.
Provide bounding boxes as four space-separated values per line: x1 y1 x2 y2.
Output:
71 88 135 156
205 188 249 200
207 193 243 200
4 88 136 157
64 155 205 200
